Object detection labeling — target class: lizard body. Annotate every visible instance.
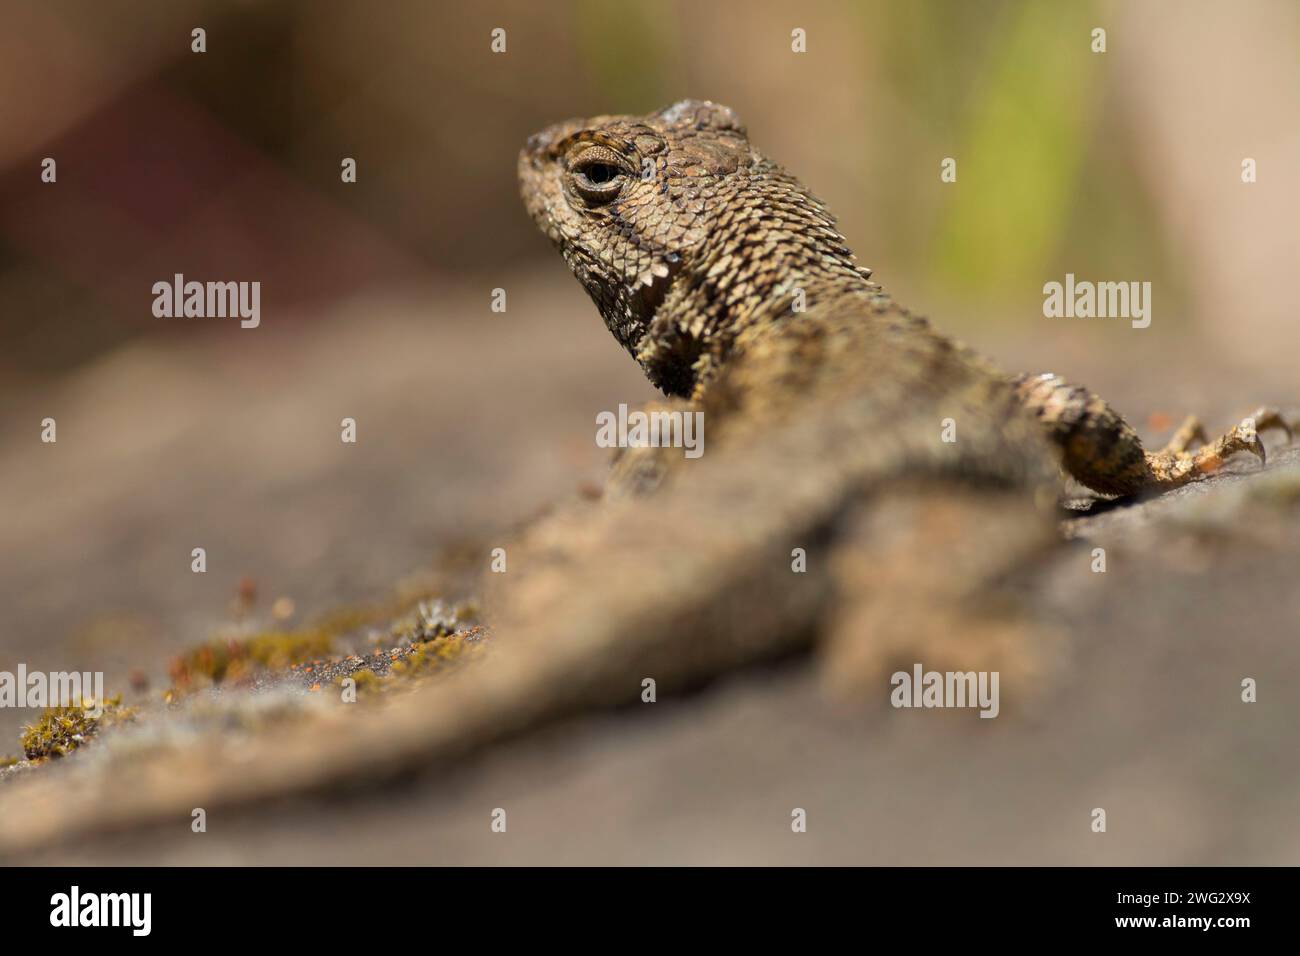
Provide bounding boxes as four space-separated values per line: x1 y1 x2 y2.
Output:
0 100 1290 853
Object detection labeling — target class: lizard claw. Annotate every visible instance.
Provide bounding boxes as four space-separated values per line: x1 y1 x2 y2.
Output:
1219 416 1266 468
1241 420 1266 468
1247 407 1293 445
1148 413 1275 487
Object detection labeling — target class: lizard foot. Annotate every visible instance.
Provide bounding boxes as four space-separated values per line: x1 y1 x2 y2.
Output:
1012 372 1293 497
1145 407 1293 489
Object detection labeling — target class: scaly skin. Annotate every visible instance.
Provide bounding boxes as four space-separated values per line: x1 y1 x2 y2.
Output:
519 99 1290 497
0 99 1289 855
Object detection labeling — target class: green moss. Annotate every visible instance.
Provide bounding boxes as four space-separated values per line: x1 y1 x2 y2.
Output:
246 629 335 668
336 667 386 697
391 633 483 678
333 629 487 703
0 755 19 769
167 593 483 698
19 695 135 761
169 628 336 690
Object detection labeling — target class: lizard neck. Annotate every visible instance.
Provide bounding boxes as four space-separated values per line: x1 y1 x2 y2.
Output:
635 264 875 399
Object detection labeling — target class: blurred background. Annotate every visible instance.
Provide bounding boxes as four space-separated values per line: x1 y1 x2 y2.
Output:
2 0 1298 747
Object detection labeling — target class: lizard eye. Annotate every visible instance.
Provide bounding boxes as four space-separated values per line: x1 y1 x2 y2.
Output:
568 146 628 204
581 162 620 185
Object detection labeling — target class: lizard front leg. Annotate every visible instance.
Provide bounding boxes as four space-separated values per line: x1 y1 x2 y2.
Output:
1012 372 1293 497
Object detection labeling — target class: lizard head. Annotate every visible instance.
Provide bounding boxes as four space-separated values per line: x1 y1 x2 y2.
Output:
519 99 868 396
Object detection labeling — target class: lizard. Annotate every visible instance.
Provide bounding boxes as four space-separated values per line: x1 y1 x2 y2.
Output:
519 98 1290 501
506 97 1296 698
0 99 1291 853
